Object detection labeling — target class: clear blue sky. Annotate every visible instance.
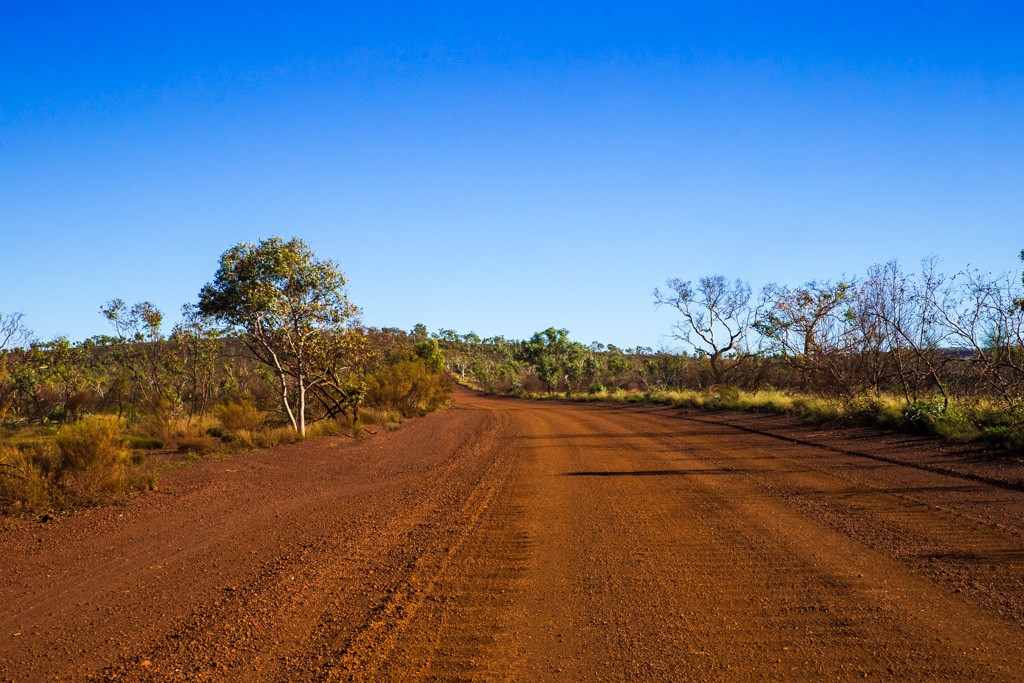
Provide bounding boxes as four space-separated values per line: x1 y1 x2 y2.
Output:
2 2 1022 349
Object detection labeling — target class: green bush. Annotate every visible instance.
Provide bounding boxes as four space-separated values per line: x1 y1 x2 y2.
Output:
365 359 453 417
901 399 946 434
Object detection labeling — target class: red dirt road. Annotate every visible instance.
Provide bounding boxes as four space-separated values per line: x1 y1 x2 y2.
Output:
4 388 1024 680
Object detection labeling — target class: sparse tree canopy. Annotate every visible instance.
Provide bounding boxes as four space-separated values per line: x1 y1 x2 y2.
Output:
198 237 362 435
654 276 760 384
0 312 31 352
0 312 32 422
100 299 177 411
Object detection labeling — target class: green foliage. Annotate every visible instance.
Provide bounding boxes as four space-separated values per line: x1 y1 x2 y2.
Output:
517 328 589 394
365 358 453 417
414 338 445 372
100 299 182 415
716 386 741 405
199 237 357 333
901 399 947 434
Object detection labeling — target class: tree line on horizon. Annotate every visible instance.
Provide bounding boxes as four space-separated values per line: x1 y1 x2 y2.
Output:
4 243 1024 449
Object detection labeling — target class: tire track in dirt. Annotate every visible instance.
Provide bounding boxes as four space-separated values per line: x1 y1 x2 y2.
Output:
677 409 1024 492
99 407 515 682
324 423 524 680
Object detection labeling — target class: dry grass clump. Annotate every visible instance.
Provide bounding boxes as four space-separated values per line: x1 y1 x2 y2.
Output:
360 407 402 426
251 426 301 449
125 435 164 450
177 435 219 455
214 398 265 432
56 415 131 493
134 408 217 442
0 445 54 511
58 415 125 470
1 415 160 512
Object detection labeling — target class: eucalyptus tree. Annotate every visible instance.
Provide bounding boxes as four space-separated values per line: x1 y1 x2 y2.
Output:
198 237 363 436
518 328 588 394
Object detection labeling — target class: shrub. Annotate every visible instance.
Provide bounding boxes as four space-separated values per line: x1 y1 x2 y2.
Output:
57 416 125 473
55 416 129 493
979 424 1024 449
125 435 164 450
901 399 945 434
223 428 255 449
360 407 402 426
588 383 606 395
13 437 62 478
214 398 265 432
0 446 53 510
134 403 176 442
716 386 741 407
252 426 301 448
365 359 453 417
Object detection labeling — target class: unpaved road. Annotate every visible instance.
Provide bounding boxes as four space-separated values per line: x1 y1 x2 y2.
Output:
4 389 1024 681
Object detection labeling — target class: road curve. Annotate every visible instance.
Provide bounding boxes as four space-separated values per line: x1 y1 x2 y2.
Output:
3 388 1024 681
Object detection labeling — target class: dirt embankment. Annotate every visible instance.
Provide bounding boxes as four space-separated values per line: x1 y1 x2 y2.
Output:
3 388 1024 681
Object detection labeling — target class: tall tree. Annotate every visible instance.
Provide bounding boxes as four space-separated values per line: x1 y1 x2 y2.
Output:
198 237 362 436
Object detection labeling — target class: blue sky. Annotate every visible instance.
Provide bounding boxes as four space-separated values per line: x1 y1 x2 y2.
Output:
2 2 1022 348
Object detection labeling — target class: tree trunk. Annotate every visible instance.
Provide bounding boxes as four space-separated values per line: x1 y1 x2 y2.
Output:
298 374 306 438
278 370 298 433
709 352 724 385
